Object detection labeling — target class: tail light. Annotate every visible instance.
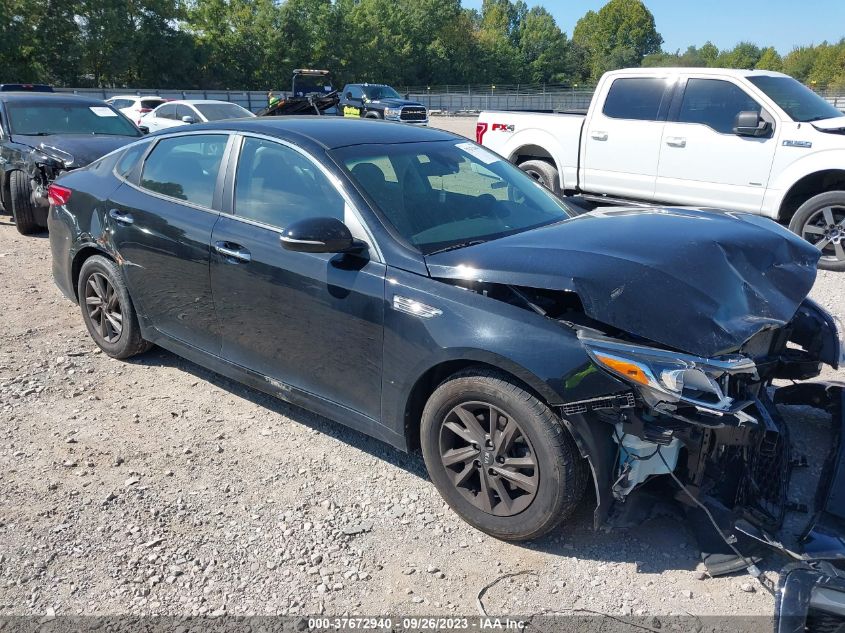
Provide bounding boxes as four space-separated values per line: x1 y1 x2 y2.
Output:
139 108 152 113
476 122 488 144
47 183 72 206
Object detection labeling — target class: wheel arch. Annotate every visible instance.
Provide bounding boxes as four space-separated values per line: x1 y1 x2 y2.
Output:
499 129 573 190
776 168 845 223
401 355 563 453
71 245 116 300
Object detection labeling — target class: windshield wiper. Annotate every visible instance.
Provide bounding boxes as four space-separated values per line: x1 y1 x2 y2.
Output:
426 239 487 256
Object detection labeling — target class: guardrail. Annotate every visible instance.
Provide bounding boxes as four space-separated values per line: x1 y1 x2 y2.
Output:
55 84 845 115
54 88 272 113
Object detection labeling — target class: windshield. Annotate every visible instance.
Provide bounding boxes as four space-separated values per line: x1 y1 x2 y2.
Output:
333 140 573 254
7 103 142 136
362 85 402 101
194 103 254 121
747 75 844 122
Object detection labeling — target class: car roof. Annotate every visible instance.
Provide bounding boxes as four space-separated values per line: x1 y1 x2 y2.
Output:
0 92 110 105
163 100 241 106
606 67 790 79
185 116 458 149
109 95 165 100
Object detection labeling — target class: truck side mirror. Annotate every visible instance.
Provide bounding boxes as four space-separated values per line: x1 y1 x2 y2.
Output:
733 111 772 138
345 92 353 100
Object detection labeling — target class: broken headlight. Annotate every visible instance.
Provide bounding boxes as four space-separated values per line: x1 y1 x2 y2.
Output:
579 332 758 414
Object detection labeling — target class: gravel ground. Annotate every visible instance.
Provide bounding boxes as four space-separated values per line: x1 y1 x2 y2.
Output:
0 123 843 618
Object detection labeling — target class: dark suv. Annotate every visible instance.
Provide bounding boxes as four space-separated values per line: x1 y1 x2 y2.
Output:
0 92 141 234
338 84 428 125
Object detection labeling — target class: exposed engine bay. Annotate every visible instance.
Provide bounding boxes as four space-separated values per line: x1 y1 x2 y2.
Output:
25 143 74 208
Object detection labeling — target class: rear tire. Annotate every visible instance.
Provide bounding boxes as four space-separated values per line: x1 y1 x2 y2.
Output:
420 368 587 541
77 255 152 359
518 159 560 195
789 191 845 272
10 171 41 235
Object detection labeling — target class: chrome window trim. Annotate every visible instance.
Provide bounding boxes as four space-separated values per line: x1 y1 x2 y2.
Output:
226 132 385 264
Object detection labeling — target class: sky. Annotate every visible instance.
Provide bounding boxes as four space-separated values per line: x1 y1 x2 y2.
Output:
462 0 845 54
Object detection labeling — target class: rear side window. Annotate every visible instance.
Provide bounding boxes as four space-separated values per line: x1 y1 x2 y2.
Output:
602 78 670 121
140 135 228 207
234 137 344 229
140 99 165 110
116 142 150 178
678 79 762 134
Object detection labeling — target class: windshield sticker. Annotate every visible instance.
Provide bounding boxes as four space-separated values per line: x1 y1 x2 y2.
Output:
456 142 499 165
90 107 118 117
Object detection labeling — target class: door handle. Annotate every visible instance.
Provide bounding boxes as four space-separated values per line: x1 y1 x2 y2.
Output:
666 137 687 148
590 131 608 141
214 241 251 263
108 209 134 225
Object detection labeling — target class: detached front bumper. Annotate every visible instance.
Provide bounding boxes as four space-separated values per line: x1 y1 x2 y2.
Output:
775 384 845 633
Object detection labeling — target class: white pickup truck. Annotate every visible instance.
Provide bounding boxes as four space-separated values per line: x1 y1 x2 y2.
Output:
477 67 845 270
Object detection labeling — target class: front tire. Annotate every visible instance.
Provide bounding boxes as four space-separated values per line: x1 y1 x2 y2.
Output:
77 255 151 359
9 171 42 235
518 159 560 195
420 368 587 541
789 191 845 272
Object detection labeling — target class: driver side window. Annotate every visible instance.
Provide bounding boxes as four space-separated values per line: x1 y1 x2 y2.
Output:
234 137 345 229
678 79 762 134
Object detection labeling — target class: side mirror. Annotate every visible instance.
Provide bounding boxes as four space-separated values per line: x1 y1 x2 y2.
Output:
139 125 150 135
733 111 772 138
181 115 196 124
345 92 353 100
280 217 366 254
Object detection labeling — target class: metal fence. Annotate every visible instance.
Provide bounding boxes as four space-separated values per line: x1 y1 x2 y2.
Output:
54 87 271 113
55 83 845 114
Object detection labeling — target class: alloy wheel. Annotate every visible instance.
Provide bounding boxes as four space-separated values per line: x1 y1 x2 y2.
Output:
523 169 547 186
802 205 845 265
438 401 539 517
84 272 123 343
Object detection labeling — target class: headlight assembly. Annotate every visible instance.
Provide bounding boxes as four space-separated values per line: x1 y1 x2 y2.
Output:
579 332 758 414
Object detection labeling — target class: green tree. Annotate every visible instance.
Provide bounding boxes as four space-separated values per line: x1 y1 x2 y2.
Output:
573 0 662 80
755 47 783 71
715 42 762 69
782 46 819 82
807 40 845 88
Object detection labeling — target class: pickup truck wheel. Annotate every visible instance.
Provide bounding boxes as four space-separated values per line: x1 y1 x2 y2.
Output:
9 171 42 235
420 368 587 541
518 160 560 194
364 111 383 120
789 191 845 272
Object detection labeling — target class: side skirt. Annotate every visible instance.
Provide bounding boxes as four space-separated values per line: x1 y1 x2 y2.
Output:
145 330 408 452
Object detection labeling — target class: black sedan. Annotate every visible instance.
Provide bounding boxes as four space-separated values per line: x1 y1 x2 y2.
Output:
48 119 845 558
0 92 142 234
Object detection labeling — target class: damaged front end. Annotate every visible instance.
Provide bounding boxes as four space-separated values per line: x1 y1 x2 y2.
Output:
567 300 845 629
25 143 75 207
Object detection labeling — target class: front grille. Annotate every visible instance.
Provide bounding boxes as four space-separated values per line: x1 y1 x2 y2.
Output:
736 422 791 530
400 107 427 121
806 609 845 633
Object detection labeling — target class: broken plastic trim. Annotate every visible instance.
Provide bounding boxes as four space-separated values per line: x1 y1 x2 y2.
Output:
578 331 758 416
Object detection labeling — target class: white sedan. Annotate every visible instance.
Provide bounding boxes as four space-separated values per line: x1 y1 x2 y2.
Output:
140 100 255 133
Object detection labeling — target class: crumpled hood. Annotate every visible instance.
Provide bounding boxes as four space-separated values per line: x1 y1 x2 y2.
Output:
13 134 139 168
425 207 820 358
